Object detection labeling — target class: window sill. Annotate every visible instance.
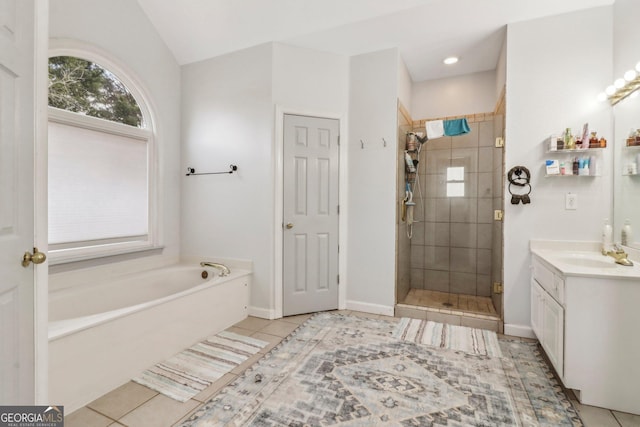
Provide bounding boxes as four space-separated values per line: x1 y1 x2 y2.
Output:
48 242 164 266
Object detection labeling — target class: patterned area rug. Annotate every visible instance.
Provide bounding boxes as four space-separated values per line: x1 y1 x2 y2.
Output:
393 318 502 357
180 313 582 426
133 331 267 402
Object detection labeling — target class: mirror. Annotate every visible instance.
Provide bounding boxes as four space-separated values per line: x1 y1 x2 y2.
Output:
613 91 640 249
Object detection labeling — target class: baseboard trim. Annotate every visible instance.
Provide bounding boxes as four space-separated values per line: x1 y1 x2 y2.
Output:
248 306 275 320
504 323 536 339
346 300 395 317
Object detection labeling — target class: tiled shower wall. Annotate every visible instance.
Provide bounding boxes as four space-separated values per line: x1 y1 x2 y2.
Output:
409 115 498 297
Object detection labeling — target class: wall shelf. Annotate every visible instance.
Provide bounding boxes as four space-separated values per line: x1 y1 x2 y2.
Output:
544 143 605 177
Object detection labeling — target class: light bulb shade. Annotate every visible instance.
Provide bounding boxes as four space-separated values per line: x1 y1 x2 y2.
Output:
636 62 640 72
605 85 616 95
443 57 458 65
624 70 637 81
596 92 608 102
615 78 626 89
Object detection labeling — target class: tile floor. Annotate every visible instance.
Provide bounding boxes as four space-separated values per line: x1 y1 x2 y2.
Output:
403 288 498 316
64 311 640 427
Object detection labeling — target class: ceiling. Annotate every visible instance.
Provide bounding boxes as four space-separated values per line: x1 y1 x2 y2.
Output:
136 0 614 82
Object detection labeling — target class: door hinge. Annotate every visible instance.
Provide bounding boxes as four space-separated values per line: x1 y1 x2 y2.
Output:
494 210 504 221
493 282 504 294
337 135 340 146
495 137 504 148
337 274 340 285
337 205 340 215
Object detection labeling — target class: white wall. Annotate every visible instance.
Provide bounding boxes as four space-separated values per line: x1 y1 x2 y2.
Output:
49 0 182 263
495 37 507 100
272 43 349 114
182 43 350 317
181 44 274 314
397 56 413 114
411 70 497 119
613 0 640 72
347 48 399 315
504 6 613 335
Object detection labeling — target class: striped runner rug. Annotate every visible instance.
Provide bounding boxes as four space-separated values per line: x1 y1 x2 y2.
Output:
133 331 267 402
393 318 502 357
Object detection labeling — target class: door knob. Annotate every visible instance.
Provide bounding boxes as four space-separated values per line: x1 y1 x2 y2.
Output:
22 247 46 267
285 223 294 229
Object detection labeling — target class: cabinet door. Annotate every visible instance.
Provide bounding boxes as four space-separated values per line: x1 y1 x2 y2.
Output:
531 279 544 340
543 293 565 379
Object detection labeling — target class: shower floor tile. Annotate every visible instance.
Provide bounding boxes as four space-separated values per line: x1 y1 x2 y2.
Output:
405 288 498 316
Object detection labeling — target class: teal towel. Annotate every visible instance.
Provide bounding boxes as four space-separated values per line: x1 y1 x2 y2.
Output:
443 118 471 136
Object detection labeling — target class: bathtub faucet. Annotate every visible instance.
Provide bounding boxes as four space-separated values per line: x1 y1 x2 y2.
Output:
200 261 231 276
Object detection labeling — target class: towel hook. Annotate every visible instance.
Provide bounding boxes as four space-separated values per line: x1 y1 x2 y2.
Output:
360 139 365 149
382 138 387 147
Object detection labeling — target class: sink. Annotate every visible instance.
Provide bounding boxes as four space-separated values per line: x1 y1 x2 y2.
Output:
555 253 617 269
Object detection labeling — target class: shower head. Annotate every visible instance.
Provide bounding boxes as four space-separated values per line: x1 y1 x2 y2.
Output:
415 133 428 144
407 132 428 144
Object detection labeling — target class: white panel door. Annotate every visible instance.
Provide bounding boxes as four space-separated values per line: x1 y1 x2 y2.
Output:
0 0 41 404
283 114 339 316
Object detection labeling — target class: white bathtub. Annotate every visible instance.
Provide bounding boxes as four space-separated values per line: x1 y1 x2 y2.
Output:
48 262 251 413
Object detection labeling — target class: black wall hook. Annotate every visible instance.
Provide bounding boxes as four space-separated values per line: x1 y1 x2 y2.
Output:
186 164 238 176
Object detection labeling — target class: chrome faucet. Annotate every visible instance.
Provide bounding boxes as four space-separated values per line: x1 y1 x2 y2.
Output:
602 244 634 266
200 261 231 276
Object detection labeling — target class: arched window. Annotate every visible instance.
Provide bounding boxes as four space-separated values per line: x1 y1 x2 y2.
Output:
47 53 157 262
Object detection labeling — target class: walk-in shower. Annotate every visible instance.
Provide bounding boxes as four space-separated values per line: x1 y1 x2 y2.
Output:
396 108 504 325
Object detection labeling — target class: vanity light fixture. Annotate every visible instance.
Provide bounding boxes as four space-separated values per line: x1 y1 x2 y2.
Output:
443 56 458 65
600 61 640 105
624 69 637 81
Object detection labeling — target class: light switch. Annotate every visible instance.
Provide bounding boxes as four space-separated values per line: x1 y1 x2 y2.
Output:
566 193 578 210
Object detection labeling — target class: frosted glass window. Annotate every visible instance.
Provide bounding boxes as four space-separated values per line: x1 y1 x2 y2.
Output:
446 166 464 181
446 182 465 197
48 120 149 246
446 166 465 197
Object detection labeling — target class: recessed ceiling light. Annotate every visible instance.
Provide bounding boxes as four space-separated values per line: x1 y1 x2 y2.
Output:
443 57 459 65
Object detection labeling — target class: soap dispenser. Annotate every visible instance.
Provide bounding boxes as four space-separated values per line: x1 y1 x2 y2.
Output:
622 219 633 246
602 219 613 253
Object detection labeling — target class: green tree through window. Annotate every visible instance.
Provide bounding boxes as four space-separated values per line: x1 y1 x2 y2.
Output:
48 56 143 127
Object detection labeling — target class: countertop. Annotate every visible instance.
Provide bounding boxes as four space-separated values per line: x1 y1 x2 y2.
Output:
530 240 640 279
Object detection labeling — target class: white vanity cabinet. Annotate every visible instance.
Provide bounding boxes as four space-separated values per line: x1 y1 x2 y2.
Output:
530 258 564 379
530 247 640 415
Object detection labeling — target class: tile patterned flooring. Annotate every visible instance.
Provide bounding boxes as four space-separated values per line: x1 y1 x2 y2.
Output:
65 311 640 427
403 288 498 316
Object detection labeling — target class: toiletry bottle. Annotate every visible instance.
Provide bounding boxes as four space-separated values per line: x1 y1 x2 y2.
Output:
589 156 597 176
572 157 579 175
404 151 416 173
590 132 599 148
582 157 590 176
565 128 575 150
602 219 613 253
622 219 633 246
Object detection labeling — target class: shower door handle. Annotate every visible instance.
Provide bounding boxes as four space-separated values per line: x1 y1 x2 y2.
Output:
285 223 294 229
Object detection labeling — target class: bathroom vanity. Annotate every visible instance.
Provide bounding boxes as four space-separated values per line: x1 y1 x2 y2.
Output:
530 241 640 415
